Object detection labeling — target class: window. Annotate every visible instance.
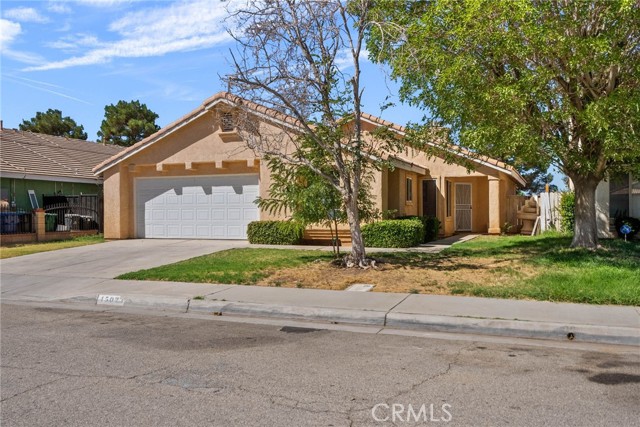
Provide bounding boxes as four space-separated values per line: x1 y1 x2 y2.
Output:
221 112 235 132
406 178 413 202
446 180 452 217
28 190 39 209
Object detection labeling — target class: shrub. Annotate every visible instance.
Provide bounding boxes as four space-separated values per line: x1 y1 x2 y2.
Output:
396 216 441 242
559 192 575 233
247 221 304 245
424 216 441 242
362 219 424 248
614 216 640 239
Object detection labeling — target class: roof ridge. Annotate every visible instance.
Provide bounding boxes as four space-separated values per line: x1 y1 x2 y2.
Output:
12 140 75 172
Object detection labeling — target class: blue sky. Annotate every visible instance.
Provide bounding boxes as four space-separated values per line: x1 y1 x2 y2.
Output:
1 0 563 187
1 0 423 139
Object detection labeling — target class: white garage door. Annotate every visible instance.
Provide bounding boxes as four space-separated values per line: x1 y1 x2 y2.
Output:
135 175 259 239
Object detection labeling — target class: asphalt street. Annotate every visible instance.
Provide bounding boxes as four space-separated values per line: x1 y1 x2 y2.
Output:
1 303 638 427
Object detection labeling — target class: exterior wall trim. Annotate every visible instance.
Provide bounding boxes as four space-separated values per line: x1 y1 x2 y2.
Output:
1 172 102 185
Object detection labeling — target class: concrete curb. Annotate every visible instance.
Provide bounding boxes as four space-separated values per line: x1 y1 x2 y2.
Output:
189 299 386 325
215 302 386 325
385 313 640 346
44 294 639 346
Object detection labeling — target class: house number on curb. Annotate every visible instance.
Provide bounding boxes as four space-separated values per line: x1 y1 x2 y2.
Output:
97 295 125 306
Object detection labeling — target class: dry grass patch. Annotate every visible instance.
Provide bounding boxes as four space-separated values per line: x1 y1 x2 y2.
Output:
258 255 536 294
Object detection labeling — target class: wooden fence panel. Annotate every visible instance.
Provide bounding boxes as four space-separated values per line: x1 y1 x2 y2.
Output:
539 192 561 232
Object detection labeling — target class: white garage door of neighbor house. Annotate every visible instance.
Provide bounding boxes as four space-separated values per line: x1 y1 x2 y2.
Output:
135 175 259 239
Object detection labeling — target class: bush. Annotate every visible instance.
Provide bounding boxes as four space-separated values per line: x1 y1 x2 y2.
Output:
559 192 575 233
614 216 640 239
396 216 441 243
423 216 441 242
362 219 424 248
247 221 304 245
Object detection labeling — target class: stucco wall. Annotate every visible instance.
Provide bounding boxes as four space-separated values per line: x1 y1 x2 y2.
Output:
101 111 276 239
101 110 522 239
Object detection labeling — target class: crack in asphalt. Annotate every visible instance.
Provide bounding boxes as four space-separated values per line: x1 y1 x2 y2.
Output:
0 376 67 403
384 343 473 403
0 363 182 402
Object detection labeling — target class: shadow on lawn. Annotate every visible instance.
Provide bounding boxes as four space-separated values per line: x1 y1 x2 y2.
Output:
377 235 640 271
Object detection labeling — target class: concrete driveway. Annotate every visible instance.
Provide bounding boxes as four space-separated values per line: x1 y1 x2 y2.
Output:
1 239 248 300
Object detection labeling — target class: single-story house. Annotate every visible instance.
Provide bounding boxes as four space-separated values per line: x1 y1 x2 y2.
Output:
595 173 639 237
0 126 123 210
94 92 525 240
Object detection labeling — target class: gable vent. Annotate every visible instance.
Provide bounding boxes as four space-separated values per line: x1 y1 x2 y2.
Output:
221 112 235 132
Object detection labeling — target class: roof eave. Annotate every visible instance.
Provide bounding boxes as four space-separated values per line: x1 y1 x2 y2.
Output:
93 93 304 175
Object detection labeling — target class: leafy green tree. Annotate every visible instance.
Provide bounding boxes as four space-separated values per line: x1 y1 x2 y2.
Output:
367 0 640 249
257 132 378 257
517 163 554 195
19 109 87 140
98 100 160 146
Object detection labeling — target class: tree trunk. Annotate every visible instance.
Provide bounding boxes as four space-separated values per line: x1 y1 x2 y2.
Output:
571 177 600 249
344 196 367 265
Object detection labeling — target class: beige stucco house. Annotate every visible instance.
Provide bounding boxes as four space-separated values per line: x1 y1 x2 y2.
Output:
94 92 525 241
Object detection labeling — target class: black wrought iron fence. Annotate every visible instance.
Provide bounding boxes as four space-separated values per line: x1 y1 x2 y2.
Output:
43 204 100 232
43 194 103 232
0 207 34 234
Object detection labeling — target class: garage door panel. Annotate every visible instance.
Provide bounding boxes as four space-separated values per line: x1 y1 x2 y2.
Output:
136 175 258 239
151 210 165 220
227 208 241 220
166 210 180 221
212 193 225 205
212 209 225 220
244 208 258 221
227 226 242 238
196 225 210 237
167 225 180 237
181 209 195 220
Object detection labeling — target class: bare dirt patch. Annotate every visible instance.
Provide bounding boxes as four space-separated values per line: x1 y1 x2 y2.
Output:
256 255 537 294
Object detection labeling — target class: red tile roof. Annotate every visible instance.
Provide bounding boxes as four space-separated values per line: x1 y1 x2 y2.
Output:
93 91 524 185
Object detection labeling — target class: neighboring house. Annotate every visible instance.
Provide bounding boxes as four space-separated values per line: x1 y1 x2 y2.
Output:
0 126 124 210
94 92 525 240
595 174 639 238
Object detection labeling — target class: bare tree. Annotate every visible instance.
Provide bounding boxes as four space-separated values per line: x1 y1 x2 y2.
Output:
225 0 401 266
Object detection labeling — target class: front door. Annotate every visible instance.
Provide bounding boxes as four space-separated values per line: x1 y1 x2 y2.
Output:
422 179 437 217
455 183 472 231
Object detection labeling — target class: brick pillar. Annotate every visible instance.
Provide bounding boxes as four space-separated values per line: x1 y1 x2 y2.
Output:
34 209 46 241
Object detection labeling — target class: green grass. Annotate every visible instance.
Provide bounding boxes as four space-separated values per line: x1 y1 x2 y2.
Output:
0 234 105 259
442 232 640 305
115 233 640 306
117 248 334 285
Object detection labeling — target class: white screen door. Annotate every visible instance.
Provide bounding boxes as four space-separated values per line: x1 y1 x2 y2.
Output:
455 183 472 231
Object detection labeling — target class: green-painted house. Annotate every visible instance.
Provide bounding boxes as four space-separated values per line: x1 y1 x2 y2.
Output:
0 127 123 210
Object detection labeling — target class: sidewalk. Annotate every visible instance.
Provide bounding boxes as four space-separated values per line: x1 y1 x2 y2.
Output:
2 273 638 346
1 237 638 346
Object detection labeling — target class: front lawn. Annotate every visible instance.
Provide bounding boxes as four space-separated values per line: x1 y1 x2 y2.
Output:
117 248 335 285
0 234 105 259
116 233 640 305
